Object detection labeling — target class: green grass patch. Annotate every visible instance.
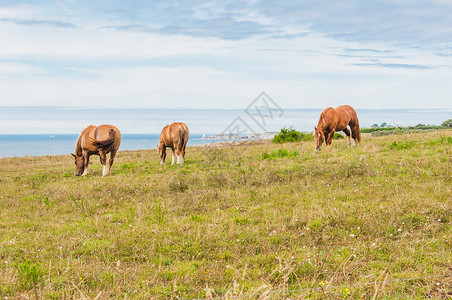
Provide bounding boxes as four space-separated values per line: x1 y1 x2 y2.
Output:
262 148 299 159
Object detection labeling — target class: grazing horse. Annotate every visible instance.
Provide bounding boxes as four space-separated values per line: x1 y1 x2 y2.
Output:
72 125 121 176
314 105 361 151
158 122 189 164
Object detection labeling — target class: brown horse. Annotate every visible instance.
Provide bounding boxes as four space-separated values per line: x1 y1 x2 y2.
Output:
72 125 121 176
314 105 361 151
157 122 189 164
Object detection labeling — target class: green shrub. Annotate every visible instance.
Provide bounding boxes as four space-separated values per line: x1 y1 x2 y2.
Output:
273 127 301 143
273 127 313 143
441 119 452 127
333 132 344 139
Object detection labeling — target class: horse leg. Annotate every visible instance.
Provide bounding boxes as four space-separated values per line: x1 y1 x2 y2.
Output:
171 147 176 165
99 152 108 176
82 152 90 176
180 148 185 164
326 131 335 149
351 126 358 146
343 128 351 146
176 145 183 164
160 147 166 164
107 150 116 176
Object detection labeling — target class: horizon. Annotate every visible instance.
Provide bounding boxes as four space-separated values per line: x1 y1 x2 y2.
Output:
0 106 450 135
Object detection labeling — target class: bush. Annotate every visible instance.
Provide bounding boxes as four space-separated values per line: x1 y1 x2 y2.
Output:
333 132 344 139
441 119 452 127
273 127 313 143
273 127 301 143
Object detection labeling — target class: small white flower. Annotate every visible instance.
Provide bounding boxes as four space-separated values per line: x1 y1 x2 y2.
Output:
398 228 402 232
438 219 441 222
436 282 440 286
372 243 376 246
350 234 355 237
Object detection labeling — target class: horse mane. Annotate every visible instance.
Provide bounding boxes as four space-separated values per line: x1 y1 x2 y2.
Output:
75 125 95 155
317 109 328 131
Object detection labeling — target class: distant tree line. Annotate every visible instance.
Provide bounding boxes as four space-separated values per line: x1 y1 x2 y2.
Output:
361 119 452 135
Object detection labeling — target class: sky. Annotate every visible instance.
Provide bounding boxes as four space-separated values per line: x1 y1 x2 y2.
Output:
1 0 452 110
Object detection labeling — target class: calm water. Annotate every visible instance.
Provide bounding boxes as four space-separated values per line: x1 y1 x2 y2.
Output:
0 107 450 157
0 134 218 158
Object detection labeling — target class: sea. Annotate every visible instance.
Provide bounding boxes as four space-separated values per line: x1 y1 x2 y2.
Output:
0 107 450 158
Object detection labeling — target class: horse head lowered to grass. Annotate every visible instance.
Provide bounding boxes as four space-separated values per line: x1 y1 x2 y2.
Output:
72 124 121 176
157 122 189 165
314 105 361 151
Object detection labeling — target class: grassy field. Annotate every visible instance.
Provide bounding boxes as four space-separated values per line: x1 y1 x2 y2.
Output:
0 130 451 299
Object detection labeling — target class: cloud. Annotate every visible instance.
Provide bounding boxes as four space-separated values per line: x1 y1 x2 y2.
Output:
256 0 452 46
353 63 432 70
0 17 76 28
0 0 451 112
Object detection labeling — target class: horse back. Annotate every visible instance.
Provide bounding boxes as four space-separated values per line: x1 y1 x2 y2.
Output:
94 125 121 152
159 122 189 149
337 105 359 125
78 125 121 154
319 107 339 131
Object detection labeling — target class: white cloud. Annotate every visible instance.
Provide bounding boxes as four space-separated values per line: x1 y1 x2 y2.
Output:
0 1 451 111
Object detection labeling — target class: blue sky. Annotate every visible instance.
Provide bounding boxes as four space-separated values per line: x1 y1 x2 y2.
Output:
0 0 452 109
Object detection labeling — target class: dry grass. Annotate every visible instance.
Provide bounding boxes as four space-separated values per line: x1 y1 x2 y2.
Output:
0 130 451 299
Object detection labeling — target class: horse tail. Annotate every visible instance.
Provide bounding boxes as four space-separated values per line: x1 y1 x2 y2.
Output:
355 120 361 143
350 108 361 143
179 124 186 152
92 129 116 151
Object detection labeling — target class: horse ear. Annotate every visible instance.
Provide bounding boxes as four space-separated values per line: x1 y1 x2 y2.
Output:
71 153 76 158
